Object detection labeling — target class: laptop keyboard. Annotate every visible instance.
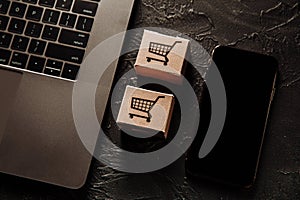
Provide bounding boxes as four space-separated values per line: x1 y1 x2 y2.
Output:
0 0 100 80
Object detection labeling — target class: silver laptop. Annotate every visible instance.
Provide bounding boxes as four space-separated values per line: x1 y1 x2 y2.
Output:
0 0 135 188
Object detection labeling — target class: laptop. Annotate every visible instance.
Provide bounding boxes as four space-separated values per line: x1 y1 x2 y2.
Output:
0 0 135 188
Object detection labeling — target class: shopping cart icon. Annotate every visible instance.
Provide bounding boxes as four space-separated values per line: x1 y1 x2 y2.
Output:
146 41 182 66
129 96 165 122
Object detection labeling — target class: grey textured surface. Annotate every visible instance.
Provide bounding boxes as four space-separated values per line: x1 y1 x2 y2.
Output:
0 0 299 199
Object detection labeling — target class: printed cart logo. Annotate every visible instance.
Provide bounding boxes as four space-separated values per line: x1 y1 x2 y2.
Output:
146 41 182 66
129 96 165 122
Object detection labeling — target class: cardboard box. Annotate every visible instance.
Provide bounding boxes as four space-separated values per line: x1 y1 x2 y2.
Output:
134 30 190 84
116 86 175 139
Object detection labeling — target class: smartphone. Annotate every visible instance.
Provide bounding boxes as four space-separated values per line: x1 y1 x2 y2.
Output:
185 46 278 188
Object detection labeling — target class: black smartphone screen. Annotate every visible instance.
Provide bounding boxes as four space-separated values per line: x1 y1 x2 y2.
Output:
186 46 278 187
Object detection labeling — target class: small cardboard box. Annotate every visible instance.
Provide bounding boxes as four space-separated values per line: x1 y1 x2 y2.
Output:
116 86 175 139
134 30 190 84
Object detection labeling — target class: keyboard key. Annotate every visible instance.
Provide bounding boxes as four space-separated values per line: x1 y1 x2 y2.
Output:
39 0 55 8
23 0 38 4
73 0 98 17
56 0 73 11
42 9 60 25
28 39 46 55
0 16 9 30
9 2 27 18
25 22 43 38
44 67 62 76
27 56 46 72
42 25 59 41
26 5 43 21
0 0 10 14
0 32 12 48
59 13 76 28
46 59 63 68
59 29 89 48
44 59 63 76
11 35 30 51
76 16 94 32
46 43 85 64
62 63 80 80
0 48 11 65
8 18 26 34
10 52 29 69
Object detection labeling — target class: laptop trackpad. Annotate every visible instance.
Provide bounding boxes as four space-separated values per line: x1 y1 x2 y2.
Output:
0 69 22 142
